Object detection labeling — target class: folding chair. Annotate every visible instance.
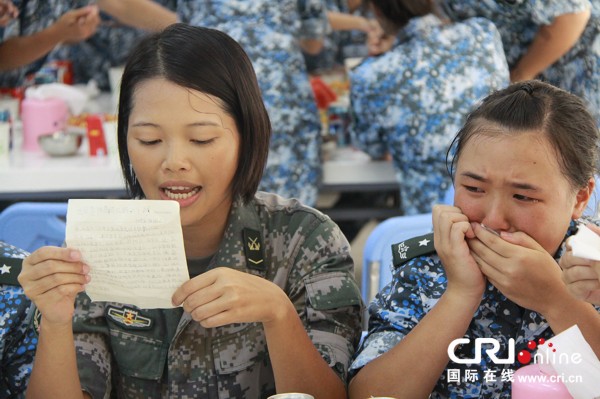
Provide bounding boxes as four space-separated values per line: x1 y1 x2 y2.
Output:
0 202 68 252
361 213 433 306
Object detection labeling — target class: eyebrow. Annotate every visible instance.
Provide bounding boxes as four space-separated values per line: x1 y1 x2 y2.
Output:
460 171 540 191
130 121 222 128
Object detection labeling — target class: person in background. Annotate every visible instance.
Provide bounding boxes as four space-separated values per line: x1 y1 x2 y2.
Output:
348 0 509 216
48 0 177 91
304 0 379 74
438 0 600 127
19 24 362 398
176 0 328 207
561 223 600 306
0 0 176 88
0 241 37 398
349 80 600 398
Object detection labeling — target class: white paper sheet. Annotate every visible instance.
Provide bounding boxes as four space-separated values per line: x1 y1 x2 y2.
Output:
570 224 600 261
66 199 189 308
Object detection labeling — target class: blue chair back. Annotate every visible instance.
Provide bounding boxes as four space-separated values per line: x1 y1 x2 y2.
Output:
0 202 67 252
361 213 433 305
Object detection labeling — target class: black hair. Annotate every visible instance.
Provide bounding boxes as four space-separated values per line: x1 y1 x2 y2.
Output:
447 80 599 191
368 0 433 30
117 23 271 203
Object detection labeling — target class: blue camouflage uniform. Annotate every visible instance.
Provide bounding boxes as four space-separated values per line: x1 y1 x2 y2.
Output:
438 0 600 128
303 0 369 73
177 0 328 206
0 0 176 90
348 15 509 215
0 241 37 398
350 220 597 398
71 192 363 398
48 0 177 91
0 0 73 88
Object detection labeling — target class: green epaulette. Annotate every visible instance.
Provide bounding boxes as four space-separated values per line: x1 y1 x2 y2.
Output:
0 256 23 286
391 232 436 269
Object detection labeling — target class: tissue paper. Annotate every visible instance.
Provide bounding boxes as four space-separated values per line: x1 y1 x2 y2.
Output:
25 83 90 115
570 224 600 261
536 325 600 399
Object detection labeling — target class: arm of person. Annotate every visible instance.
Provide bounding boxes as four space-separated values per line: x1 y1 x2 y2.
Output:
18 247 90 399
299 38 324 55
172 267 349 398
349 291 480 399
0 5 98 71
350 205 486 398
510 9 591 82
327 11 370 32
97 0 176 32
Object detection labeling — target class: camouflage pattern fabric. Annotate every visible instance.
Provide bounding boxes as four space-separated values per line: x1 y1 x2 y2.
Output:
72 192 363 398
350 220 597 398
0 0 176 90
348 15 509 216
439 0 600 128
0 242 37 398
0 0 73 87
176 0 329 206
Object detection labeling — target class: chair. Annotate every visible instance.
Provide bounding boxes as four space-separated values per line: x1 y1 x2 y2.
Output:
361 213 433 306
0 202 67 252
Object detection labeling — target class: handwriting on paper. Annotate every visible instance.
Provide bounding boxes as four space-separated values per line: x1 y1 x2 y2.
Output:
66 199 189 308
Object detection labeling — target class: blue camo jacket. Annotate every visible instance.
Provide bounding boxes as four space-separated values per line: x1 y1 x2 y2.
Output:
350 220 597 398
0 241 37 398
176 0 329 206
349 15 509 215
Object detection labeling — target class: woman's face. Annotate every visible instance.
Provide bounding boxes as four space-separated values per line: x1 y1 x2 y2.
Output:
126 78 240 230
454 131 590 255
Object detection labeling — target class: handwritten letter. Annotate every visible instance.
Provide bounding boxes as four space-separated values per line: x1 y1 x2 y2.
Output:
66 199 189 308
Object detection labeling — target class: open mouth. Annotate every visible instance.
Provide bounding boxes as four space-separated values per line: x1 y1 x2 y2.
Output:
161 186 201 200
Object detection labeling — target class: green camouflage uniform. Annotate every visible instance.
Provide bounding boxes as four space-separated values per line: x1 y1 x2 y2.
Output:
71 192 363 398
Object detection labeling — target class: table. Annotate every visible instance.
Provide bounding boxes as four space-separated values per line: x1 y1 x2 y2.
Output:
0 146 401 221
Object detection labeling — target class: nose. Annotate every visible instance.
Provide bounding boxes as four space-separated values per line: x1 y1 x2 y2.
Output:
162 142 191 172
480 196 511 232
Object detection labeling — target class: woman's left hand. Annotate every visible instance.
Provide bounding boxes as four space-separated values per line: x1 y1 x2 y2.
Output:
171 267 293 328
467 223 566 313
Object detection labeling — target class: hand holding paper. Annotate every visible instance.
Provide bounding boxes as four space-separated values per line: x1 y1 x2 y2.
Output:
66 199 190 308
561 224 600 305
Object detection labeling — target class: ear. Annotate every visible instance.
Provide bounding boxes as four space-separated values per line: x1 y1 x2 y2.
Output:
572 177 595 219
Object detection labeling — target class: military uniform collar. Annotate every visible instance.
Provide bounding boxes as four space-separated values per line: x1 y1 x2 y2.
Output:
0 256 23 286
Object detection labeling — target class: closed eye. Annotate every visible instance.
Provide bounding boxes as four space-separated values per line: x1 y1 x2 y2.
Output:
138 139 161 145
464 185 484 193
514 194 539 202
191 138 215 145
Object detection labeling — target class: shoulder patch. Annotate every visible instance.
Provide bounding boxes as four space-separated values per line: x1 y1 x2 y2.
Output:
106 306 153 330
392 232 435 269
0 256 23 286
242 228 266 271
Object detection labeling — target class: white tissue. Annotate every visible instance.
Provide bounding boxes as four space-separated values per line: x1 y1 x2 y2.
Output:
25 83 90 115
536 325 600 399
570 224 600 261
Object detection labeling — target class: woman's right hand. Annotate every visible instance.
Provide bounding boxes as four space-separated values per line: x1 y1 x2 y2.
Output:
18 246 90 326
432 204 486 300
